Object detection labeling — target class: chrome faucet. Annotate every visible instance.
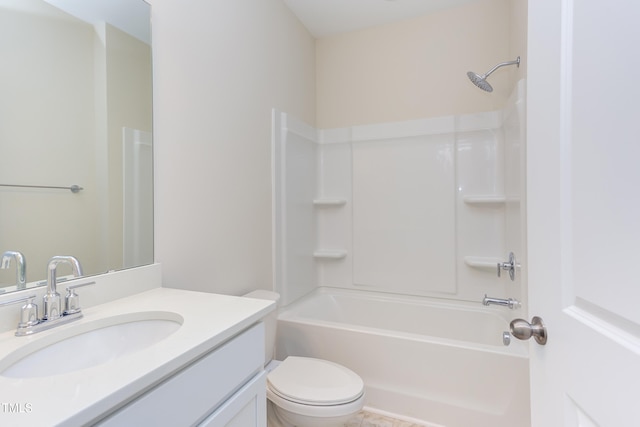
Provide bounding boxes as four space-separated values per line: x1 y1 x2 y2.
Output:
1 251 27 289
0 256 93 336
43 256 83 320
42 256 82 320
482 294 521 310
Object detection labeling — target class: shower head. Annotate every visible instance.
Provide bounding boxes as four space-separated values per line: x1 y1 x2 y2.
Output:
467 56 520 92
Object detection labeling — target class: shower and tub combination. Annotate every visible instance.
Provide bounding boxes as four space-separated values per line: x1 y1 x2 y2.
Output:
271 75 528 426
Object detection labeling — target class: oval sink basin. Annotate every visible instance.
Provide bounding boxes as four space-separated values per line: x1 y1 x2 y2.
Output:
0 311 183 378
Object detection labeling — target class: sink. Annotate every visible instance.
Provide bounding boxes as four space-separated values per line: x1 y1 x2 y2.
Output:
0 311 183 378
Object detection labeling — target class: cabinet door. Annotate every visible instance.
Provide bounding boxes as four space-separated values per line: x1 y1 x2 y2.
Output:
97 324 264 426
198 371 267 427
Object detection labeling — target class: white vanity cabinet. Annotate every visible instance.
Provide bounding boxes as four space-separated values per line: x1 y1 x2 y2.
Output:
97 322 266 427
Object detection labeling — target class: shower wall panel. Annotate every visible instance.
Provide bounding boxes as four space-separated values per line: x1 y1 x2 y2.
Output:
351 135 456 295
455 125 507 300
315 140 353 289
272 111 318 306
503 79 527 310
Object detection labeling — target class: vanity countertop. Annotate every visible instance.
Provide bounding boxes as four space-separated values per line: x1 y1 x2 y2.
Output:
0 287 274 427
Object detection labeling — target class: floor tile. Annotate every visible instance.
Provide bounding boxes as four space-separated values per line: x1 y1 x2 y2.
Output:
345 410 426 427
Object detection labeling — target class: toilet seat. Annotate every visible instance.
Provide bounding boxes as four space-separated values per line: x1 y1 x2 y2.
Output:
267 357 364 406
267 387 365 419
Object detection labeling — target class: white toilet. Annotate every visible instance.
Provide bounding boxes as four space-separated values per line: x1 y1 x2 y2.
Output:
244 290 365 427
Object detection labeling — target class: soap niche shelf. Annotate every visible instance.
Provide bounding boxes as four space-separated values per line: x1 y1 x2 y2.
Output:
313 198 347 260
313 198 347 207
313 250 347 260
463 256 501 271
462 193 511 274
463 195 506 206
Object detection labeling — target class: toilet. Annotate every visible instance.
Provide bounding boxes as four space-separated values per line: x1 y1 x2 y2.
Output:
244 290 365 427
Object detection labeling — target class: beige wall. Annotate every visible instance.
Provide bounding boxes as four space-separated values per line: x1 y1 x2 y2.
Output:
149 0 525 296
510 0 528 84
150 0 316 295
316 0 519 128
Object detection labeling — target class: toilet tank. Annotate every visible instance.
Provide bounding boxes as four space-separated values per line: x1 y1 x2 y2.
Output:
243 290 280 365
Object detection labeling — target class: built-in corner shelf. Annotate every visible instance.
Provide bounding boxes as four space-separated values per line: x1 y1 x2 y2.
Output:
313 250 347 260
463 195 506 206
464 256 501 271
312 198 347 207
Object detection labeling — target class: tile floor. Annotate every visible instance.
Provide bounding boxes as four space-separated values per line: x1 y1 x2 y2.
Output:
345 410 427 427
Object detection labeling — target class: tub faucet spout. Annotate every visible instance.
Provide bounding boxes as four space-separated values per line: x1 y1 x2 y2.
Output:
1 251 26 289
482 294 520 310
43 256 83 320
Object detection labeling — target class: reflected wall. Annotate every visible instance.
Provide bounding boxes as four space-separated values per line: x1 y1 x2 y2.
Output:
0 2 152 290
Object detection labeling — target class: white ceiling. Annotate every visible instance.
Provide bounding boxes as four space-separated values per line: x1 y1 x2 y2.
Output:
283 0 483 38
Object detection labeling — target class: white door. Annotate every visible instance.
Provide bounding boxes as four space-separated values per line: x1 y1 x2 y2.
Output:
527 1 640 426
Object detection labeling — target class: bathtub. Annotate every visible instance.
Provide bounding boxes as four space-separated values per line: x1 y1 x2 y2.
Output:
275 287 531 427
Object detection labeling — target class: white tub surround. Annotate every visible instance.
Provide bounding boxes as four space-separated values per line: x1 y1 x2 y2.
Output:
272 79 527 308
0 286 274 426
276 287 530 427
272 81 528 426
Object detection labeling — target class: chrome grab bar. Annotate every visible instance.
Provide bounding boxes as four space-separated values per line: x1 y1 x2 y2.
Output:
0 184 82 193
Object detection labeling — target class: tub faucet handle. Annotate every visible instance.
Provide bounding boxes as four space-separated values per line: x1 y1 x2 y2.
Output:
497 252 517 281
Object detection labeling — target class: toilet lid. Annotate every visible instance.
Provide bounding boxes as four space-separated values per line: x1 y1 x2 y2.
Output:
267 357 364 406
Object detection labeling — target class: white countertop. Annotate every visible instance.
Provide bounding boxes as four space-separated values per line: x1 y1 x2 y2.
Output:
0 287 274 426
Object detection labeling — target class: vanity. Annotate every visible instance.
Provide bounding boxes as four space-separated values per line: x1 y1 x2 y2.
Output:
0 267 274 426
0 2 273 425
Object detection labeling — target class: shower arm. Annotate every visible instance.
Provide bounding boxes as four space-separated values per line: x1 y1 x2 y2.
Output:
480 57 520 79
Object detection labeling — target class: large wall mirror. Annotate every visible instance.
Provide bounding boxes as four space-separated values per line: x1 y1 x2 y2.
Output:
0 0 153 293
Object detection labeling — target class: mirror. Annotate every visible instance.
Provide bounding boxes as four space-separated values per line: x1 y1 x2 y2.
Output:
0 0 153 293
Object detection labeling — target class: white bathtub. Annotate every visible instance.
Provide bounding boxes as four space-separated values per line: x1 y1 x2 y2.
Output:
275 287 531 427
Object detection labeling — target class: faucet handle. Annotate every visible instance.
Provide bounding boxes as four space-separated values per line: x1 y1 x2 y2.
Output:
497 252 517 281
64 281 95 315
18 296 39 328
0 295 39 328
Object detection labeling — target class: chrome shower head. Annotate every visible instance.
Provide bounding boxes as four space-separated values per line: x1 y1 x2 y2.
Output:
467 56 520 92
467 71 494 92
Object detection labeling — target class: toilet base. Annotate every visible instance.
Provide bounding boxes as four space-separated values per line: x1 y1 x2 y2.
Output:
267 400 356 427
266 401 287 427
